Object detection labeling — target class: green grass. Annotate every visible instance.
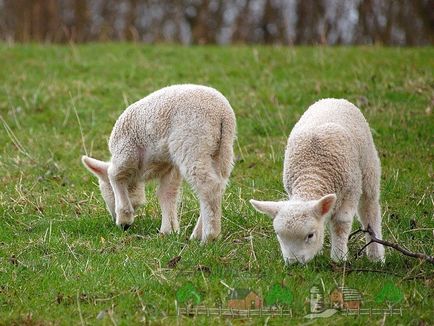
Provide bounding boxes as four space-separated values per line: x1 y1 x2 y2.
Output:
0 44 433 325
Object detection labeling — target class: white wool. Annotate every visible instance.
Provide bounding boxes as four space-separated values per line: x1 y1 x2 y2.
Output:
251 99 385 264
82 84 236 243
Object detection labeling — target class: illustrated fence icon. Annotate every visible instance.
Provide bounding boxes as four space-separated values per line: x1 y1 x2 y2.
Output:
177 306 293 318
344 307 403 316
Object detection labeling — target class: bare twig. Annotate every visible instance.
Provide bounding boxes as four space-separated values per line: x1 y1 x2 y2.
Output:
354 224 434 264
348 228 363 240
356 240 373 258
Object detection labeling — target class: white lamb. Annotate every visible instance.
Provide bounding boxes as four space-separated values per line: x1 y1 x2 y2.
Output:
82 84 236 243
250 99 385 264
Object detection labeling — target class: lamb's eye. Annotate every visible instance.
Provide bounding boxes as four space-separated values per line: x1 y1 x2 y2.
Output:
307 233 314 239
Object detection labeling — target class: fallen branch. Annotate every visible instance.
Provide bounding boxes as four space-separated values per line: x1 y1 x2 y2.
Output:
352 224 434 265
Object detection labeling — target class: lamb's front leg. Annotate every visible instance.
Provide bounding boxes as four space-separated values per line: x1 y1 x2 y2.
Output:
190 215 203 240
157 168 182 234
330 201 357 262
330 219 353 262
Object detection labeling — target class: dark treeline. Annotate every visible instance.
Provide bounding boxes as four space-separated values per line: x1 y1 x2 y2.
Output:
0 0 432 45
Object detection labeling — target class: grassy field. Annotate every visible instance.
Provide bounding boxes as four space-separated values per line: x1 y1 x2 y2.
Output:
0 44 433 325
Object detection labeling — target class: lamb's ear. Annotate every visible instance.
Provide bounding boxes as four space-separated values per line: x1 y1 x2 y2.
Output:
81 156 109 181
250 199 284 219
314 194 337 219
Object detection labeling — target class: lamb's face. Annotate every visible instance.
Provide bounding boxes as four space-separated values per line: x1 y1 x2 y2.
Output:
250 194 336 265
273 202 325 264
98 179 145 222
82 156 145 225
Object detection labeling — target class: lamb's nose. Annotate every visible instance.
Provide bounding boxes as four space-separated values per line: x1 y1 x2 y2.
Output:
120 224 131 231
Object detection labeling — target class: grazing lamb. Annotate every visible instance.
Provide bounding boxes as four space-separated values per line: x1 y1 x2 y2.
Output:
250 98 385 264
82 84 236 243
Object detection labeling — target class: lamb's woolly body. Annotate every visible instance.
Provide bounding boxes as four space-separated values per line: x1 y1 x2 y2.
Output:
83 84 236 242
284 99 377 210
109 85 235 181
250 98 384 264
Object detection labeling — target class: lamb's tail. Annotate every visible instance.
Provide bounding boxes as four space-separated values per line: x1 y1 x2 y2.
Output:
215 110 236 180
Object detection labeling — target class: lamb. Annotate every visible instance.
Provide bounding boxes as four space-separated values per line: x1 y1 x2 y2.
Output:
250 98 385 264
82 84 236 243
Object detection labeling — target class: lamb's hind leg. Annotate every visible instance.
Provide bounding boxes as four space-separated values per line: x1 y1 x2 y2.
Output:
198 177 224 243
357 155 385 262
190 169 229 241
157 167 182 234
187 167 225 244
358 193 385 262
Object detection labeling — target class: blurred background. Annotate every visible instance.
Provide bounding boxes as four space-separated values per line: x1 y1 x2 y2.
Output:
0 0 433 45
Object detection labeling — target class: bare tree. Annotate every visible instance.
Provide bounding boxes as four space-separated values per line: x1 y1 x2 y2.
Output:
295 0 326 44
0 0 432 45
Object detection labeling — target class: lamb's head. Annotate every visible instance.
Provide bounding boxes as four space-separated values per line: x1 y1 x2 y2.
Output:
250 194 336 265
81 156 145 227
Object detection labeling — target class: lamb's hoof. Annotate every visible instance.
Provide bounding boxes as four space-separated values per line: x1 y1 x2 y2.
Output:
367 252 385 264
160 227 173 235
189 232 200 241
200 230 220 245
331 252 348 264
160 222 181 235
189 226 202 241
367 244 385 264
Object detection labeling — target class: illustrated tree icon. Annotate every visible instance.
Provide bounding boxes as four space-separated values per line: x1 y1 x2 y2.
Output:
265 284 293 308
176 283 201 306
375 282 403 308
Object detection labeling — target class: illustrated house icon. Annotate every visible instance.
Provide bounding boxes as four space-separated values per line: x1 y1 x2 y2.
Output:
309 285 325 313
329 287 363 310
227 289 263 310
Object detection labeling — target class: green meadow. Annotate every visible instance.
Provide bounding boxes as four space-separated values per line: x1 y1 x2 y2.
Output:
0 44 433 325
